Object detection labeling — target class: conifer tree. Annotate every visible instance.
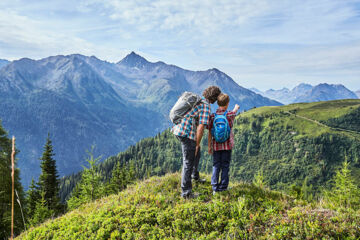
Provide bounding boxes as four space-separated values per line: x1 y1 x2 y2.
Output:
67 147 104 210
326 159 360 209
25 178 40 218
29 191 54 227
38 134 61 213
107 162 126 194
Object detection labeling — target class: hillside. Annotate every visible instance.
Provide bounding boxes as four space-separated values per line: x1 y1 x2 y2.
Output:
60 99 360 201
18 173 360 239
0 53 280 187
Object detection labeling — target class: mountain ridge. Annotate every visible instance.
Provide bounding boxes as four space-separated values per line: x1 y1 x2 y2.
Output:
256 83 357 104
0 59 9 69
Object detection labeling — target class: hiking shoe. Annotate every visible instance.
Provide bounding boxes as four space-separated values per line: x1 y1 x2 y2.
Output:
192 178 206 184
212 191 217 196
182 192 200 199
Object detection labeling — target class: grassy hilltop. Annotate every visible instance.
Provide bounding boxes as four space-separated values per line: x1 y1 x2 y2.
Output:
18 173 360 239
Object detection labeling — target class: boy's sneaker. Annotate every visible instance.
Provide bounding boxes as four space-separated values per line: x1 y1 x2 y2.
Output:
212 191 217 196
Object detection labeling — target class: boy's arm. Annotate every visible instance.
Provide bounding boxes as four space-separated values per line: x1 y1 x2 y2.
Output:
232 104 240 113
208 130 213 155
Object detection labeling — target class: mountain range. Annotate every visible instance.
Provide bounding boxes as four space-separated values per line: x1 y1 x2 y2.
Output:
356 90 360 98
0 59 9 69
253 83 358 104
0 52 280 187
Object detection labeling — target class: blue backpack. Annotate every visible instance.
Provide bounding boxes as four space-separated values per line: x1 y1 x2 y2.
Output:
211 111 231 143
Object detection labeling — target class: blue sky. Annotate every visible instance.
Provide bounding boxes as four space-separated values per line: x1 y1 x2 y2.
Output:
0 0 359 91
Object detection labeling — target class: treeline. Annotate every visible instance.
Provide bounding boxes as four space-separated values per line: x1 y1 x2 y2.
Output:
0 130 66 239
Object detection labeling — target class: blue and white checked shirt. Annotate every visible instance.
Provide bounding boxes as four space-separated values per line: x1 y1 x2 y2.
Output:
172 98 211 140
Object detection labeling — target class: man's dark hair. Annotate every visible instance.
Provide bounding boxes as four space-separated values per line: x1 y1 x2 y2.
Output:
202 86 221 104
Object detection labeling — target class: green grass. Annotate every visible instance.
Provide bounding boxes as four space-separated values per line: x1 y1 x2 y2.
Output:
242 99 360 120
238 99 360 138
18 173 360 239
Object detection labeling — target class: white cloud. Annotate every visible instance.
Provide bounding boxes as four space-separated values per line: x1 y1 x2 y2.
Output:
0 0 359 90
83 0 270 34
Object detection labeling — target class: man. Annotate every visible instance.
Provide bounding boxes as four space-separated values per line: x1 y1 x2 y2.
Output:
172 86 221 198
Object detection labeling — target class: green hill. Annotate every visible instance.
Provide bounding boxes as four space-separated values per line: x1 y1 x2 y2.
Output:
61 99 360 201
18 173 360 239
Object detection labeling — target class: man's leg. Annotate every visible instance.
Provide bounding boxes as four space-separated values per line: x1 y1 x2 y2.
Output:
191 147 201 180
177 136 196 197
211 151 221 192
219 150 231 191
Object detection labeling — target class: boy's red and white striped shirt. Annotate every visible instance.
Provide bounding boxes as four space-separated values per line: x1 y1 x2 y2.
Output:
208 109 236 151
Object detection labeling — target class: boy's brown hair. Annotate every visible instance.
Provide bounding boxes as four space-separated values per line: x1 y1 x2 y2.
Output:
217 93 229 107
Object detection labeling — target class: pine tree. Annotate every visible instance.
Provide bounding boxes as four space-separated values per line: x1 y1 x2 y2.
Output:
326 159 360 209
253 169 267 189
67 147 104 210
29 191 54 227
301 177 313 201
25 178 40 218
38 134 61 213
107 162 126 194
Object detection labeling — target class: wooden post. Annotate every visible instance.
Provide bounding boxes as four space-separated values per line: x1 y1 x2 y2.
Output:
11 136 15 240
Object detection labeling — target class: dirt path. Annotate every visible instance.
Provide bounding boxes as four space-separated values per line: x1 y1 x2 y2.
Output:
284 111 360 137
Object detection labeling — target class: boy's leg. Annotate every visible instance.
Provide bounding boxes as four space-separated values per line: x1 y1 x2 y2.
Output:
211 151 221 192
177 136 196 197
219 150 231 191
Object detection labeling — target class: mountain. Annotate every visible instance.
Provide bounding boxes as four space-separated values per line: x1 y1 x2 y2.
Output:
294 83 358 103
114 52 281 114
249 87 262 94
19 173 360 239
0 59 9 69
60 99 360 201
256 83 313 104
264 87 291 104
0 55 163 186
354 90 360 98
0 53 281 187
258 83 357 104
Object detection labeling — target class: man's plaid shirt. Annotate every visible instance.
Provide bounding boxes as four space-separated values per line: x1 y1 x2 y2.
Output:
209 109 236 151
172 98 211 141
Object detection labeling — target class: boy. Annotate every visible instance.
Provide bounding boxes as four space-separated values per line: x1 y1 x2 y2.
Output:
208 93 240 194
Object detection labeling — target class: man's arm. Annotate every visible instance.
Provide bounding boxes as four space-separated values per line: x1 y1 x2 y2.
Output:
208 129 213 155
195 124 205 156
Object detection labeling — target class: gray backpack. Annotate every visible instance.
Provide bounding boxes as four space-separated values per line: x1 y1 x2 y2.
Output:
169 92 203 125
